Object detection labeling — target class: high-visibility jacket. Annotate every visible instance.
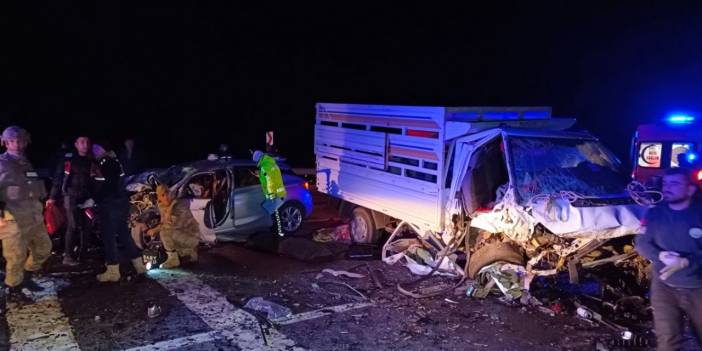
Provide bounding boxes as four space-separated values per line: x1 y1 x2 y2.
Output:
257 154 286 200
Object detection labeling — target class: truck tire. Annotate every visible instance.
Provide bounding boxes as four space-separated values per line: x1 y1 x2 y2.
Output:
468 242 525 279
350 207 380 244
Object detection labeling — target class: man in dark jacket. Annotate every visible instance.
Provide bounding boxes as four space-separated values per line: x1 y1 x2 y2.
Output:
47 135 98 265
635 167 702 351
92 143 145 282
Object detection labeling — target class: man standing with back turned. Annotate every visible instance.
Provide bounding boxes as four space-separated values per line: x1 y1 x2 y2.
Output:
636 167 702 350
252 150 286 236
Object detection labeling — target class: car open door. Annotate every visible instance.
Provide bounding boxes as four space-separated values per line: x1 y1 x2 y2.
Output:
208 168 234 235
180 172 217 243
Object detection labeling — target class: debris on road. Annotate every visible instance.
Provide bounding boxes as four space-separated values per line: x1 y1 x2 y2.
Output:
382 236 462 278
312 281 369 301
243 297 293 320
316 268 365 279
313 224 351 244
147 303 162 319
473 262 528 301
366 264 384 289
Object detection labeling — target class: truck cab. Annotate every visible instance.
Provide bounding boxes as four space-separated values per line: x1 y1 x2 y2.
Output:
630 115 702 188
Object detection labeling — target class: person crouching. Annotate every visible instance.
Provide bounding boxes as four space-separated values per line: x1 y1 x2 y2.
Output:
148 185 200 268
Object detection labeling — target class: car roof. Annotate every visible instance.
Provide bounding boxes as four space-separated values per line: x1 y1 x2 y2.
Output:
177 158 257 172
171 157 293 174
126 157 297 187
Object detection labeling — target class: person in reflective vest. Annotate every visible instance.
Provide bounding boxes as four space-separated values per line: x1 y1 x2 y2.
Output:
252 150 286 236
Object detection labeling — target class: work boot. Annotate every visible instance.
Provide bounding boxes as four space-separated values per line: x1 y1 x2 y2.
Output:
5 286 32 304
22 271 45 292
96 264 121 283
131 257 147 275
160 251 180 269
62 255 79 266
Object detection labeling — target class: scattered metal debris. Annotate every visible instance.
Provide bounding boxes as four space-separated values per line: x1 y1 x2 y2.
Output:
316 269 365 280
243 297 293 320
147 304 162 319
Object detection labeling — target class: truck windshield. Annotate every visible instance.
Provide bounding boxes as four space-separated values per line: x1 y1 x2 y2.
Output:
509 137 630 203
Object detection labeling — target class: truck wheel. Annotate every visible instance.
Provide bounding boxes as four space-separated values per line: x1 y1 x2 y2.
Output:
350 207 379 244
468 242 525 279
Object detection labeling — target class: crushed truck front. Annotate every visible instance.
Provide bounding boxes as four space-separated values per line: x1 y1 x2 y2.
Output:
454 129 650 283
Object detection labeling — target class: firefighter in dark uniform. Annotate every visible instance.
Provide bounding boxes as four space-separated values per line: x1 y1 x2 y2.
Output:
0 126 52 303
46 135 99 266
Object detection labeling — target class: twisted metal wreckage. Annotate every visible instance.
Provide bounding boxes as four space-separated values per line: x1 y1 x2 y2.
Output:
379 134 661 307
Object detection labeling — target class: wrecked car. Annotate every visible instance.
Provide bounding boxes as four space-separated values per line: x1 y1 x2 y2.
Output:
314 103 654 286
126 158 314 247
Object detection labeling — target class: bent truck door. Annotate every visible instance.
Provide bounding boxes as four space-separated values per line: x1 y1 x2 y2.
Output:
445 129 504 220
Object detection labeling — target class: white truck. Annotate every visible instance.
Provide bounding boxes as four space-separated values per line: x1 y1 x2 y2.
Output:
315 103 648 280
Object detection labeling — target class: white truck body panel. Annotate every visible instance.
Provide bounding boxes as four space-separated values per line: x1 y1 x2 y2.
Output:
314 103 566 233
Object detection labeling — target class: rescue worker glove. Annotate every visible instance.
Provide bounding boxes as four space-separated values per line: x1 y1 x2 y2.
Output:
78 198 95 209
658 251 689 280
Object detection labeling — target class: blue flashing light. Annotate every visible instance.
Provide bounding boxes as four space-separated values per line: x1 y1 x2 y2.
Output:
667 114 695 124
687 152 698 163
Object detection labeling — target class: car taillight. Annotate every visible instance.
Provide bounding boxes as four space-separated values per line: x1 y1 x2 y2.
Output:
303 181 310 190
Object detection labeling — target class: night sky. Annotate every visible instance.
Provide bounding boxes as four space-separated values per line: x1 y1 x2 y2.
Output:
3 2 702 169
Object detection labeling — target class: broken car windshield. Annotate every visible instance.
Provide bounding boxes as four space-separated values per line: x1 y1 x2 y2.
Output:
509 137 629 203
157 165 196 186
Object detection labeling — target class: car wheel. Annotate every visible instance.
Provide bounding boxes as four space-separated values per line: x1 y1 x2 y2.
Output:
350 207 380 244
278 202 304 233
